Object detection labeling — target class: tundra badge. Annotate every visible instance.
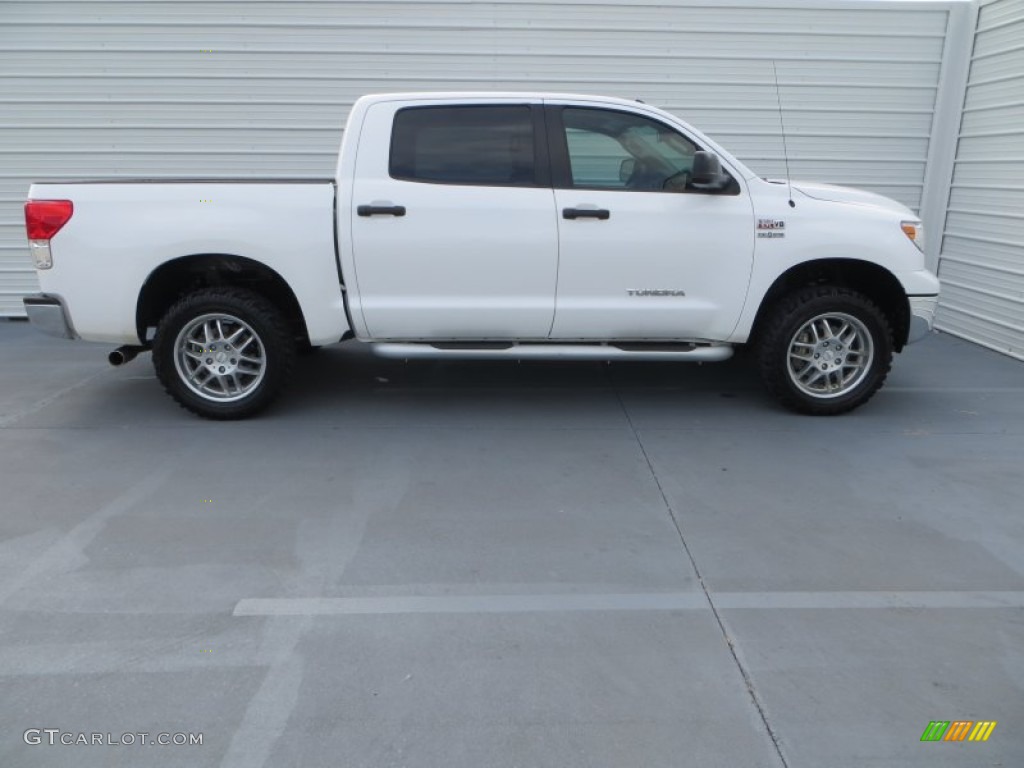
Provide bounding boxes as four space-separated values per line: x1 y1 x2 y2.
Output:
627 289 686 297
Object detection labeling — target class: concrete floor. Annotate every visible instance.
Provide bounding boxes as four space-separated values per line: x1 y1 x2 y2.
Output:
1 319 1022 768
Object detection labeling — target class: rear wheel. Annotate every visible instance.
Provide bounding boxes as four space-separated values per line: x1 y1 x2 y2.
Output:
152 287 295 419
757 286 892 415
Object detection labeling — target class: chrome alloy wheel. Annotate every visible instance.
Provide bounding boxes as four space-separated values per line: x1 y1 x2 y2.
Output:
173 313 266 402
786 312 874 399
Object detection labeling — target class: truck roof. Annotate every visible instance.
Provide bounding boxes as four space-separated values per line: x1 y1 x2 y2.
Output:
355 92 657 110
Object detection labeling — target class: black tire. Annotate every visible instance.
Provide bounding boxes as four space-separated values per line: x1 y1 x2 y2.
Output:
756 285 893 415
152 287 295 420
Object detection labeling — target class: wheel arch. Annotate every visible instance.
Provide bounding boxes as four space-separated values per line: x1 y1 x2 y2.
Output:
749 258 910 352
136 254 309 346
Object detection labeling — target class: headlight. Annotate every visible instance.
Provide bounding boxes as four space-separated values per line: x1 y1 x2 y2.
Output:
901 220 924 252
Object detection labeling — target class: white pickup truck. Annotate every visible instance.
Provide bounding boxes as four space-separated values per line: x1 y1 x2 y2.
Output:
23 92 938 419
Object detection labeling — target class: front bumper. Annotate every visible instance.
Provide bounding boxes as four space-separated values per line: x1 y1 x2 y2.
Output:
907 295 938 344
23 294 77 339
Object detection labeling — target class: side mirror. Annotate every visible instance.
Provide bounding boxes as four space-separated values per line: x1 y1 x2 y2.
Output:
690 151 725 187
619 158 635 183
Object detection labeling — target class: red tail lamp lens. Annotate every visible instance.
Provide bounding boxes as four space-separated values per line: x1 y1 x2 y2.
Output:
25 200 74 240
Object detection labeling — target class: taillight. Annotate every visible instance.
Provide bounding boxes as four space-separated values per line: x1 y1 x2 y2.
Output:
26 200 73 239
25 199 73 270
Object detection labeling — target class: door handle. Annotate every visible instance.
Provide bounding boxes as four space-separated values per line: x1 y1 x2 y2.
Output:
357 204 406 217
562 207 610 220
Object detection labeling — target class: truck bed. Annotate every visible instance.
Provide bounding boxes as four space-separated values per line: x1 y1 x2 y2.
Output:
28 180 348 345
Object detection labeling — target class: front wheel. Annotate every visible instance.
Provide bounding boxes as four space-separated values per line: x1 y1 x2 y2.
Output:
756 286 893 415
152 287 295 419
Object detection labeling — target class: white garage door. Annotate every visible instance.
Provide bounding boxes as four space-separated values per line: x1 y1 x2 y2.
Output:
0 0 956 316
936 0 1024 360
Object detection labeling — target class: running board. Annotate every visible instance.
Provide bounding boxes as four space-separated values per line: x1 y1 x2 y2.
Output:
370 342 734 362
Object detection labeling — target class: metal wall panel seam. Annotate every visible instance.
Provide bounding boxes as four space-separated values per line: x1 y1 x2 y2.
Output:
921 1 978 273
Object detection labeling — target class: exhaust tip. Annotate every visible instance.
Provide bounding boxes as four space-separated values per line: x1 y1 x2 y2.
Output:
108 346 142 366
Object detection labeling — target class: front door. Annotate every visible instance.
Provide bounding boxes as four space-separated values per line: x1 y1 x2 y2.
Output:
548 105 755 341
350 101 558 340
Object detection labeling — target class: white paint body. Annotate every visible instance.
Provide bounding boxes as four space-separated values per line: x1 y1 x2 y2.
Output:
28 92 939 352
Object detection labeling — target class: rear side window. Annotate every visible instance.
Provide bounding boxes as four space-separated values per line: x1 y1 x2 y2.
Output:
390 106 537 186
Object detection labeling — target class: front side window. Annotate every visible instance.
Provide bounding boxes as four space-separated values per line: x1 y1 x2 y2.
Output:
390 105 537 186
561 107 723 192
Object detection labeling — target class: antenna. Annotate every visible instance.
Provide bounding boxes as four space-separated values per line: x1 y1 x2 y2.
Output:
772 61 796 208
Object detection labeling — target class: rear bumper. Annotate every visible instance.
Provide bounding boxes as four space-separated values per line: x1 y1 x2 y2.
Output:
907 295 938 344
23 294 77 339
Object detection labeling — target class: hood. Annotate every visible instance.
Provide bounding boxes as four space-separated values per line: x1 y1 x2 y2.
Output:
791 181 916 218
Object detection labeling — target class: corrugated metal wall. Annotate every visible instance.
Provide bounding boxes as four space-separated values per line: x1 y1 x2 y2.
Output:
935 0 1024 359
0 0 956 316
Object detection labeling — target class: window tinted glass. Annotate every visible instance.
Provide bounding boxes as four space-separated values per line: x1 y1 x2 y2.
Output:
562 108 699 191
565 129 629 187
390 106 537 186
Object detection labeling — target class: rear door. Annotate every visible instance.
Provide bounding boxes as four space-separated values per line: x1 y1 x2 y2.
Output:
547 104 755 341
350 100 558 340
